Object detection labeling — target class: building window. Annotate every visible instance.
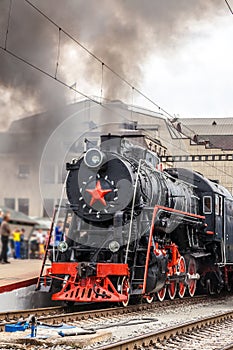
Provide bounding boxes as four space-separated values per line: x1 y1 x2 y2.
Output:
4 198 15 210
18 198 29 215
203 196 212 214
43 198 54 218
18 164 30 179
43 164 55 184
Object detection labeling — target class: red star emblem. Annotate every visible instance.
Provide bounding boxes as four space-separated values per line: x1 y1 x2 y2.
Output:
85 180 112 206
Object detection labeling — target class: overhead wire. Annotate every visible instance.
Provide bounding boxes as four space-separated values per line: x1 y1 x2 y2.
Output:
0 44 137 127
100 62 104 103
23 0 233 149
176 0 233 150
1 0 176 130
23 0 174 120
1 0 174 124
55 28 61 79
131 87 134 119
4 0 12 49
224 0 233 14
1 0 233 181
0 45 100 107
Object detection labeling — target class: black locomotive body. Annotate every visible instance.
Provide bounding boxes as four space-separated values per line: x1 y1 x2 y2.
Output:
37 134 233 304
166 168 233 293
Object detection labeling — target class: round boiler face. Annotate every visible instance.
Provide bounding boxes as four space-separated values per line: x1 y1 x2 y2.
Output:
66 155 134 223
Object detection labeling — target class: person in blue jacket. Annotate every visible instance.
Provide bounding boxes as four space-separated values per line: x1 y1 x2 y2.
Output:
54 220 63 246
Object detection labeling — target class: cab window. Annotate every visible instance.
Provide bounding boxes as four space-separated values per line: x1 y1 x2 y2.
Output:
203 196 212 214
215 195 222 216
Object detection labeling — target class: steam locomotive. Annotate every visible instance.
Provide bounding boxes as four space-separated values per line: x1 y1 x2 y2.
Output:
37 134 233 305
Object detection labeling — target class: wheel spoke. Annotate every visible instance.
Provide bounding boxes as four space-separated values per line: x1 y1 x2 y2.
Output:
144 294 154 304
168 281 177 300
118 276 130 307
187 257 197 297
178 256 186 298
157 286 166 302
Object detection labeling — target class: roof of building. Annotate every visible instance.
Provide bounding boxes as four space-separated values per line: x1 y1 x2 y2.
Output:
32 217 51 230
8 101 90 134
177 117 233 150
0 207 38 226
180 118 233 135
1 102 233 154
197 135 233 150
180 117 233 124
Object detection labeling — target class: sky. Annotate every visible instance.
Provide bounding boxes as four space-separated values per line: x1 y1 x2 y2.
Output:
0 0 232 130
142 14 233 118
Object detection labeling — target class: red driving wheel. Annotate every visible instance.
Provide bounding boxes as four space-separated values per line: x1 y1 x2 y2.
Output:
178 256 186 298
157 286 166 301
168 280 177 300
187 257 197 297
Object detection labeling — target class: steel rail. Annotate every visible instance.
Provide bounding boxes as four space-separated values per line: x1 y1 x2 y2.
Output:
0 305 65 322
0 295 220 332
95 310 233 350
219 344 233 350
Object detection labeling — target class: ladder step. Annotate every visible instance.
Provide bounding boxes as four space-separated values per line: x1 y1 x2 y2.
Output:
131 279 144 282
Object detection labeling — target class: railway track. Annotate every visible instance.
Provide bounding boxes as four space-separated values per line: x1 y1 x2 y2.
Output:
94 310 233 350
0 295 222 332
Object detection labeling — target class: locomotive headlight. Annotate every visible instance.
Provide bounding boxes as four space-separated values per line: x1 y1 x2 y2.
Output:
84 148 104 168
57 241 68 253
109 240 120 253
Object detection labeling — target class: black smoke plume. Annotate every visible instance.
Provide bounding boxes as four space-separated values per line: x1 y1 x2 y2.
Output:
0 0 224 129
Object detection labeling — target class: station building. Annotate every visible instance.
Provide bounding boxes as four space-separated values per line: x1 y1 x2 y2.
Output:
0 100 232 217
165 117 233 194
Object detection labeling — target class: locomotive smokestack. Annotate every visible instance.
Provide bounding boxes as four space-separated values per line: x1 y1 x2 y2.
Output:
100 134 122 153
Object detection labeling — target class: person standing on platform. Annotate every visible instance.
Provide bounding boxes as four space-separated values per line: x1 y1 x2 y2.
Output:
37 229 45 259
0 209 3 226
0 209 3 260
55 220 63 246
20 228 26 259
9 232 15 259
13 228 21 259
0 213 11 264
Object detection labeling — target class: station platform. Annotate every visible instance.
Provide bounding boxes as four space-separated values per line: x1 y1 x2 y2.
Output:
0 259 42 293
